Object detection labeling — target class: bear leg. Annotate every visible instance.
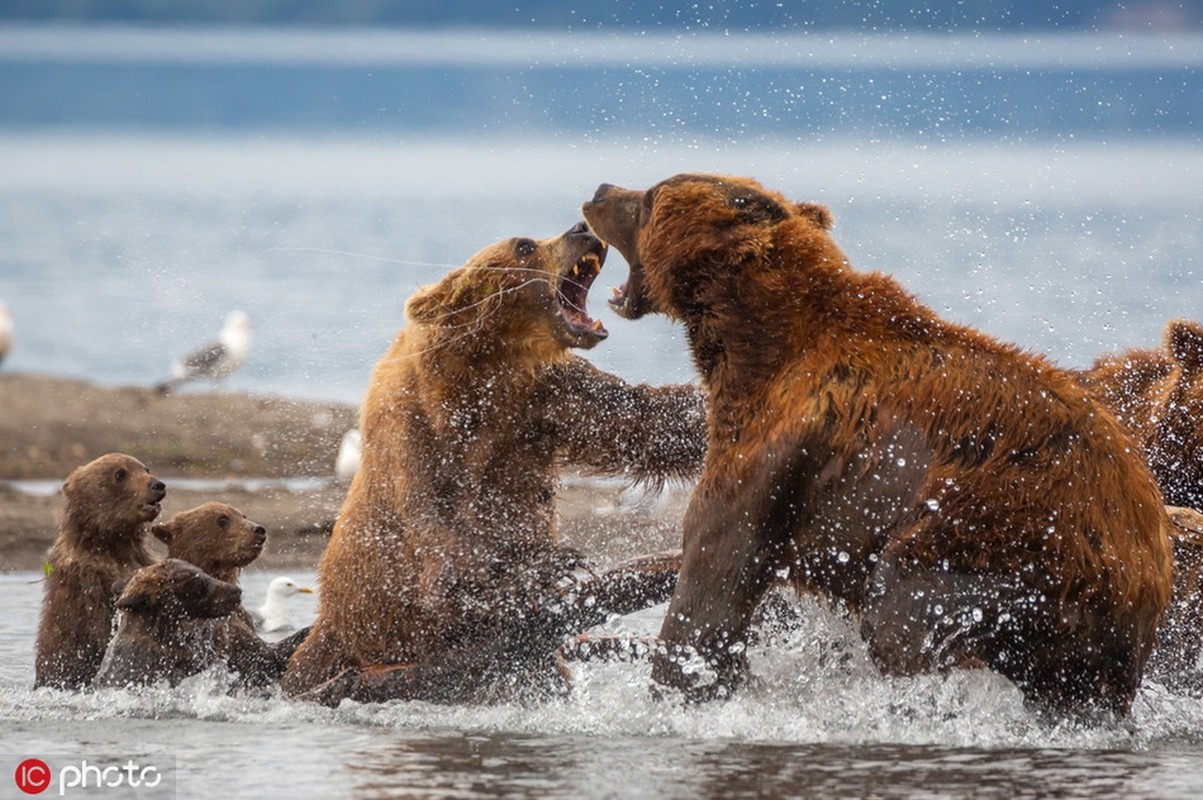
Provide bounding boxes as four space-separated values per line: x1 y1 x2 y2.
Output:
861 553 1143 718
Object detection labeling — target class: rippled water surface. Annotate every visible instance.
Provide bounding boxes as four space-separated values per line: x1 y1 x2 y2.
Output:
1 133 1201 406
4 570 1203 798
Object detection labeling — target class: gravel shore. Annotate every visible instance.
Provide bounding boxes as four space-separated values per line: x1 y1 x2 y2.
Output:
0 372 687 571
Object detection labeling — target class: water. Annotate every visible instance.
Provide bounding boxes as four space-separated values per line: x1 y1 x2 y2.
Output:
3 25 1203 798
2 133 1200 406
5 571 1203 799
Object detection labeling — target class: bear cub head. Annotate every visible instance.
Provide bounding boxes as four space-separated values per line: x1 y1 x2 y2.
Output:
62 452 167 540
115 558 242 621
152 502 267 581
405 220 609 355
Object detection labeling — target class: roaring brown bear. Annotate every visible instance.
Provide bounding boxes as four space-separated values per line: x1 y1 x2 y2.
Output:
282 221 706 704
583 174 1173 717
35 453 166 690
152 502 305 686
1083 319 1203 512
93 559 243 689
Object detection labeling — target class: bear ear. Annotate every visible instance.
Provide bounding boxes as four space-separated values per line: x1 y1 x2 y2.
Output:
116 585 151 612
794 202 833 230
406 268 499 326
114 575 152 611
406 269 468 325
150 521 173 545
1167 320 1203 377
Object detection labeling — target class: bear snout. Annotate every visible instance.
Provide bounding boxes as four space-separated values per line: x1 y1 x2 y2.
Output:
149 479 166 493
251 524 267 542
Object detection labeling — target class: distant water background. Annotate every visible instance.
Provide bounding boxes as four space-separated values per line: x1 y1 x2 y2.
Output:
0 26 1200 406
4 26 1203 799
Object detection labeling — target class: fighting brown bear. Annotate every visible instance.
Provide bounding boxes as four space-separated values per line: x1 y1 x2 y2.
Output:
584 174 1172 717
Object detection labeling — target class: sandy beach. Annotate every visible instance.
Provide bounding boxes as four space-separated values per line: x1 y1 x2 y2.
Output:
0 372 687 572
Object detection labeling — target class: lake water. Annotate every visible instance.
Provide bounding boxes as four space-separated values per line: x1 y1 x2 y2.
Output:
6 571 1203 799
2 24 1203 799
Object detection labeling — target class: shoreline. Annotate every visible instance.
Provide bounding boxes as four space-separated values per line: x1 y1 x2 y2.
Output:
0 372 688 572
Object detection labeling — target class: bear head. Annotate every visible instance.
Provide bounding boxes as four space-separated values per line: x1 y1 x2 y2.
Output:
115 558 242 621
1147 320 1203 509
582 174 833 321
405 220 609 356
151 501 267 580
62 453 167 539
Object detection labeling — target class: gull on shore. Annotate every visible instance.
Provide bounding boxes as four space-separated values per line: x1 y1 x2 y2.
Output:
155 310 252 393
251 576 315 633
0 301 12 368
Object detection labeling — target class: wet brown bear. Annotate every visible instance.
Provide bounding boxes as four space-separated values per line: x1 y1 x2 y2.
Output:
282 222 705 703
152 502 305 685
93 559 242 688
1146 506 1203 690
583 174 1173 717
34 453 166 690
1084 320 1203 512
1082 322 1203 688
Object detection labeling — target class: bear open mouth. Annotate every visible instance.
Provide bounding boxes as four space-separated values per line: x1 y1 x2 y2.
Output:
143 489 166 515
607 265 649 320
555 250 608 340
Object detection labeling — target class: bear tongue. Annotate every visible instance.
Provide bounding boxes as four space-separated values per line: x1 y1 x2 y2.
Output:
559 304 607 337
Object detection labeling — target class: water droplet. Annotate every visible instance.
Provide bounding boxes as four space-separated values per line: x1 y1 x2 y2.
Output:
926 498 940 511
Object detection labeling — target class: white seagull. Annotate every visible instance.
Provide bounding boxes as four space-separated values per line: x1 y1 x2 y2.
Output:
251 576 315 633
0 301 12 368
156 310 252 393
334 429 362 481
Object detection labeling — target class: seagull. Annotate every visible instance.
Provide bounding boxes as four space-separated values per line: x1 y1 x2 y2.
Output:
250 576 315 633
334 429 362 481
0 301 12 368
155 310 252 393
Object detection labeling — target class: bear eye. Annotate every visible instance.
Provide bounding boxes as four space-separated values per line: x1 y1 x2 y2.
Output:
514 238 537 258
114 468 128 482
217 515 229 529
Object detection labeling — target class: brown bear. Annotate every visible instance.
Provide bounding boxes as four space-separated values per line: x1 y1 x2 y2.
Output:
152 502 267 586
1083 319 1203 512
282 221 706 704
34 453 166 690
1147 506 1203 690
93 559 242 688
583 174 1173 717
152 502 306 686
